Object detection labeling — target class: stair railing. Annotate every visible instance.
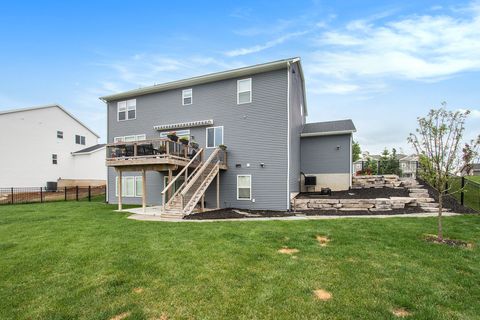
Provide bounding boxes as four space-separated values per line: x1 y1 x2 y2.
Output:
161 148 203 209
183 162 220 214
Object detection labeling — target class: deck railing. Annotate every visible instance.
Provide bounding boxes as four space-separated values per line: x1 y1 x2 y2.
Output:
106 138 194 164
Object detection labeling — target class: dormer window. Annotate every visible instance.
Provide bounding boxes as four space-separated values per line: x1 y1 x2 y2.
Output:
182 89 192 105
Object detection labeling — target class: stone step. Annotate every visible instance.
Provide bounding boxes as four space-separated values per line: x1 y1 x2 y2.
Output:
415 197 435 203
409 188 426 192
418 202 439 208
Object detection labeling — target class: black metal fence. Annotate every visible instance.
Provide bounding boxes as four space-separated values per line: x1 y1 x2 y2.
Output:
354 160 419 178
448 177 480 211
0 186 106 205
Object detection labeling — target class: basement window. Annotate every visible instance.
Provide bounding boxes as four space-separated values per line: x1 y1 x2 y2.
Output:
237 175 251 200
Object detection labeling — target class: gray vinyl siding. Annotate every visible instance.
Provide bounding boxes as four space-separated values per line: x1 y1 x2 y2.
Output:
107 68 289 210
288 62 305 199
300 134 351 174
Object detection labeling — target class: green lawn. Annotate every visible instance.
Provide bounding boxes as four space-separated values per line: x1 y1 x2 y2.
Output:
1 201 480 319
449 177 480 211
467 176 480 183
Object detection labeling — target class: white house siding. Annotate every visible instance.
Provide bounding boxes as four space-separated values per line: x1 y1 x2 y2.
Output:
0 106 102 188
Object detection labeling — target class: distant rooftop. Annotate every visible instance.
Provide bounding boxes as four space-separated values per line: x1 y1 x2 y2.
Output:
302 119 356 137
72 144 106 154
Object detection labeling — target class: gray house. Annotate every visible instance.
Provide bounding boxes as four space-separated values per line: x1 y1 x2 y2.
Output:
100 58 355 216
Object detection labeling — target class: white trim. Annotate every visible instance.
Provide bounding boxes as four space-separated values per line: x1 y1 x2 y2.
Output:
182 88 193 106
349 134 353 188
237 78 252 104
154 119 213 131
300 130 356 137
237 175 252 200
113 134 146 143
286 64 290 210
206 126 224 149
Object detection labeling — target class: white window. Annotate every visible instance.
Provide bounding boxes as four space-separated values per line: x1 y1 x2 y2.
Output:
57 131 63 139
117 99 136 121
114 134 146 143
237 78 252 104
115 176 142 197
206 126 223 148
159 130 190 139
52 154 58 165
237 175 251 200
75 135 86 145
182 89 192 105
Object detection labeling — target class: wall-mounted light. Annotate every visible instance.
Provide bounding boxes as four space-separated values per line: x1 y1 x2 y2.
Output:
336 145 341 150
260 163 265 168
236 164 242 168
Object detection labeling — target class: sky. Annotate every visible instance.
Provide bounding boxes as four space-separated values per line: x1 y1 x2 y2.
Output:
0 0 479 154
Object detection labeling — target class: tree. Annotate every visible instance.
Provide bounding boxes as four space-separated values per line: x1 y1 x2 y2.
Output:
352 141 361 162
408 104 479 241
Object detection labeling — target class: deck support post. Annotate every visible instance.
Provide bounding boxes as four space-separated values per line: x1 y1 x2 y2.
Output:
142 169 147 212
117 169 123 211
201 194 205 212
167 169 173 200
216 173 220 209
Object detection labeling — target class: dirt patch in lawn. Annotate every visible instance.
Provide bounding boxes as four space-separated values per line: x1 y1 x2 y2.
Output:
391 308 411 317
313 289 332 301
133 287 143 294
151 313 169 320
110 312 131 320
278 247 299 255
316 235 330 247
296 187 409 199
425 234 473 248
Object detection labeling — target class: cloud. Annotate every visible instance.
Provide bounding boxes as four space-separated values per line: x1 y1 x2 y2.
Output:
224 31 308 57
306 3 480 94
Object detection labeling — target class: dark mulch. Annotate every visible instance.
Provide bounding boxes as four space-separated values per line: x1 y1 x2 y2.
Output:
296 187 409 199
425 234 473 248
417 178 477 214
184 208 295 220
302 206 426 216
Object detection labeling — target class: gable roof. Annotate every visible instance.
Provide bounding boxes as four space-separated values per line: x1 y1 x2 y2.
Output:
99 57 307 115
301 119 356 137
0 104 100 138
72 143 106 155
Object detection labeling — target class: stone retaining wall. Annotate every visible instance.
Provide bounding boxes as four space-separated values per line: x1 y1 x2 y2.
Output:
352 175 402 189
292 197 419 212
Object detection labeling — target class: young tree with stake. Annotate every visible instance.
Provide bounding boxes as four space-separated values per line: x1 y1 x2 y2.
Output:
408 104 479 241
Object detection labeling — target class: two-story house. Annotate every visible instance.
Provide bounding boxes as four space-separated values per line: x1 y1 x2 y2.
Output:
101 58 355 216
0 104 106 188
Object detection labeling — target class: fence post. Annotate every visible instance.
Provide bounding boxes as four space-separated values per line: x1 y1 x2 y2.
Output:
76 186 79 201
460 177 465 205
64 187 67 201
445 181 449 195
40 187 43 203
88 186 91 202
11 187 14 204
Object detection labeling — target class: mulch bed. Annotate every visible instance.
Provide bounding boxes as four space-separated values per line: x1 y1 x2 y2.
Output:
425 234 473 248
417 178 477 214
295 187 409 199
184 207 426 220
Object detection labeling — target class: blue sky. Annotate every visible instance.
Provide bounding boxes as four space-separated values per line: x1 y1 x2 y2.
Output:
1 0 479 153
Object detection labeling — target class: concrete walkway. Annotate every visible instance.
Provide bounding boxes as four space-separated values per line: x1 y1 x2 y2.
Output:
127 211 462 223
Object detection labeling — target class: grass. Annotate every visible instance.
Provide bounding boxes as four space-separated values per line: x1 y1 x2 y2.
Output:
1 201 480 319
467 176 480 183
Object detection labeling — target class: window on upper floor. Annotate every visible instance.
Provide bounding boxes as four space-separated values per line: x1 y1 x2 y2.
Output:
182 88 192 105
117 99 136 121
52 154 58 165
75 135 86 145
237 78 252 104
57 130 63 139
206 126 223 148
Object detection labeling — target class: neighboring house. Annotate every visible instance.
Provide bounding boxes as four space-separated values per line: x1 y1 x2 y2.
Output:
0 104 106 188
353 152 419 178
101 57 355 214
461 163 480 176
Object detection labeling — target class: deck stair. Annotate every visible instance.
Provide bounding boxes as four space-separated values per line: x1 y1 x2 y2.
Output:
162 148 224 217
